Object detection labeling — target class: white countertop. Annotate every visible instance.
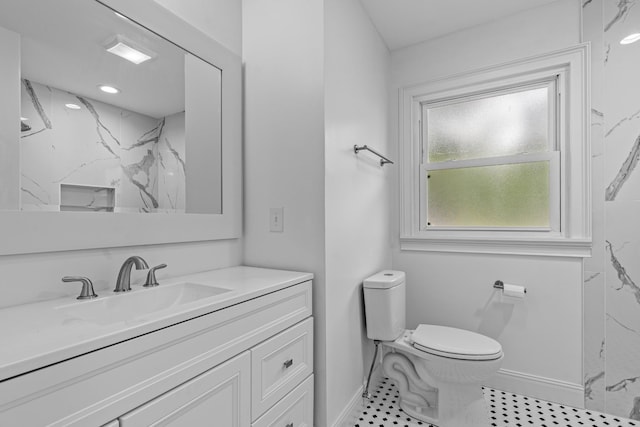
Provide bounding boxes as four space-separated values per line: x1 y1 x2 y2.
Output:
0 266 312 381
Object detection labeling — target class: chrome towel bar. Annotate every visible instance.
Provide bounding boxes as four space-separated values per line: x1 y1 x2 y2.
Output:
354 144 394 166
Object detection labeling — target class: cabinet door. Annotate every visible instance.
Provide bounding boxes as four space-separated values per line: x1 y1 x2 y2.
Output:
119 351 250 427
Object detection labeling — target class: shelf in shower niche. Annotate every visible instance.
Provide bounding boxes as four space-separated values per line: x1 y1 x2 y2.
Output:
60 183 115 212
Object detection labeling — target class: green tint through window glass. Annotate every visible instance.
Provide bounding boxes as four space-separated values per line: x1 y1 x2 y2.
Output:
427 162 550 228
427 87 549 163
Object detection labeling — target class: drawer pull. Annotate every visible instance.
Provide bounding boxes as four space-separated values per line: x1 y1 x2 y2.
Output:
283 358 294 369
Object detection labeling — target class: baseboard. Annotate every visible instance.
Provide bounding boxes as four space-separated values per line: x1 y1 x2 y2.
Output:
332 384 364 427
484 368 585 408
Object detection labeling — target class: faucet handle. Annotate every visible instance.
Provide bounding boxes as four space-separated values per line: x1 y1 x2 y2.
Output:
143 264 167 287
62 276 98 300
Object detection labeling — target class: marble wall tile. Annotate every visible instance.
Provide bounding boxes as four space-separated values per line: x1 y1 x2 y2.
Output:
603 0 640 202
600 0 640 419
157 111 186 213
19 80 185 213
585 270 606 412
583 0 640 419
604 201 640 420
117 108 162 212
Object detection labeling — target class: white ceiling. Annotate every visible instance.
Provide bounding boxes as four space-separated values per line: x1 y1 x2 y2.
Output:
359 0 563 51
0 0 188 119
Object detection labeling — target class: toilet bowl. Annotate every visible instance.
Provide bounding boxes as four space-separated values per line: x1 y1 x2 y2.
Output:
363 271 503 427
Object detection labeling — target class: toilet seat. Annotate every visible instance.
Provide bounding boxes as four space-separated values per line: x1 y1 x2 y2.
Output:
410 324 503 361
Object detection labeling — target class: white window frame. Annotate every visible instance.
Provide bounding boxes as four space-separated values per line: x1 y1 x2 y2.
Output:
399 45 591 257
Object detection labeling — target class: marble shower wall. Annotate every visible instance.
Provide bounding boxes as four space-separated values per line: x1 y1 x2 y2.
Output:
583 0 640 419
20 79 185 213
157 111 186 213
603 0 640 418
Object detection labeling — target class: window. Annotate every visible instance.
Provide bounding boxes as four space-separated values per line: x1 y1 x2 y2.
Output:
399 45 591 256
423 82 558 230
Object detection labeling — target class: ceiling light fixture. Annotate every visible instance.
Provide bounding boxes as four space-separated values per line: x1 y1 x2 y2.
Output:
65 103 81 110
620 33 640 45
104 35 155 65
99 85 120 94
20 117 28 121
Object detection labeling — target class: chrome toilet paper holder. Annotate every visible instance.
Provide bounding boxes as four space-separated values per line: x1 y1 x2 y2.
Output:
493 280 527 293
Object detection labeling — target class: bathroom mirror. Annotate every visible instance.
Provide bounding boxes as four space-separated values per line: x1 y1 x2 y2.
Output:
0 0 241 254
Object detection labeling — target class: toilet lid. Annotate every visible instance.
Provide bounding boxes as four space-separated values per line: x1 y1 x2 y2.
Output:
410 324 503 361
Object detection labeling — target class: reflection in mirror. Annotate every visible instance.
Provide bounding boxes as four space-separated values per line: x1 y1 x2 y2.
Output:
0 0 222 214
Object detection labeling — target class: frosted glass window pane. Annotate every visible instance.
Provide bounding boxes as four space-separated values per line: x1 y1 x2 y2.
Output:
427 162 549 228
427 87 549 162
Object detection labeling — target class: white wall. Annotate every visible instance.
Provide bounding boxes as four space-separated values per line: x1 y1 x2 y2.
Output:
243 1 392 425
1 241 241 308
324 0 391 424
0 26 20 211
242 0 327 424
391 0 585 405
154 0 242 56
581 0 607 412
391 0 581 87
184 55 222 214
0 1 243 309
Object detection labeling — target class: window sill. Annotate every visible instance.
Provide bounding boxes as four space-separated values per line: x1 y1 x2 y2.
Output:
400 236 592 257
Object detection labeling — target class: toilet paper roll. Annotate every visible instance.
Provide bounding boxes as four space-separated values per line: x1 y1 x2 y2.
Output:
502 283 526 298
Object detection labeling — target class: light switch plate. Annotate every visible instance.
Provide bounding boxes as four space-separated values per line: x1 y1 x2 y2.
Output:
269 207 284 232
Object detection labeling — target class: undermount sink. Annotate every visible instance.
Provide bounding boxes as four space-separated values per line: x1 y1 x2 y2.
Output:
57 282 231 325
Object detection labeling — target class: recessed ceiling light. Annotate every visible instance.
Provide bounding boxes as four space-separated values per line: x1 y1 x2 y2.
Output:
65 103 81 110
104 35 155 65
99 85 120 94
620 33 640 45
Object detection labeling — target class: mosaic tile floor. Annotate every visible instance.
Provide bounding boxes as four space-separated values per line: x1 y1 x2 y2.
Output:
348 377 640 427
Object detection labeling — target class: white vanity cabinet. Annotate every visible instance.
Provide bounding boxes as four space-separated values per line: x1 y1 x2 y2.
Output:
0 273 313 427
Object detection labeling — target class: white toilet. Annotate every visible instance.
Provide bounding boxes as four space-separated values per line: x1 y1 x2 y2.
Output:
363 270 503 427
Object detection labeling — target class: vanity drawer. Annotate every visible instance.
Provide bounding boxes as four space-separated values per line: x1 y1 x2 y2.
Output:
252 374 313 427
251 317 313 420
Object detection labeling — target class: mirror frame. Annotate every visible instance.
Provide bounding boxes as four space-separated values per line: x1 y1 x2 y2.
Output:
0 0 241 255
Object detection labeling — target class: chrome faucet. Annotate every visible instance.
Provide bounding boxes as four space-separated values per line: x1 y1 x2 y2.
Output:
114 256 149 292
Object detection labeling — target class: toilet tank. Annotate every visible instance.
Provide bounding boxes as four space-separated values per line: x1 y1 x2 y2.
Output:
363 270 406 341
